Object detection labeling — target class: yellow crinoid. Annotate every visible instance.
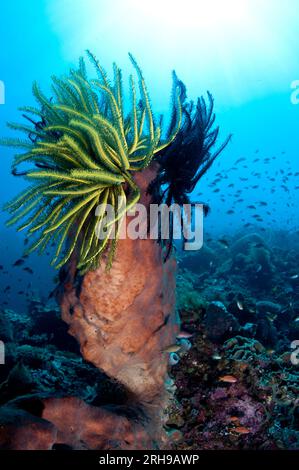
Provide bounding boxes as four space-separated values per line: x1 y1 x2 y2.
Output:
1 52 182 273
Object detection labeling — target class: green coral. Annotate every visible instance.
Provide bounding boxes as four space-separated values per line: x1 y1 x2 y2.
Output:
176 272 205 312
1 52 182 273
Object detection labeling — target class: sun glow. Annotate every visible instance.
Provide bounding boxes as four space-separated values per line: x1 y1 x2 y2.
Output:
47 0 299 105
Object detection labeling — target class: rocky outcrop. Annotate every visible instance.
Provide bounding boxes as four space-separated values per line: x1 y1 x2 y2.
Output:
42 397 153 450
0 405 57 450
0 396 156 450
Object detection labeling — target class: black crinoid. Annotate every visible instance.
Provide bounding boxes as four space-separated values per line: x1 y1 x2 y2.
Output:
149 72 232 259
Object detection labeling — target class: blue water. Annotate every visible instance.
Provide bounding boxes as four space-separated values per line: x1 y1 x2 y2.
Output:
0 0 299 310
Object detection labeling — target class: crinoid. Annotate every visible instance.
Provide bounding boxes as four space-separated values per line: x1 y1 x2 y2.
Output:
149 72 232 258
1 52 182 273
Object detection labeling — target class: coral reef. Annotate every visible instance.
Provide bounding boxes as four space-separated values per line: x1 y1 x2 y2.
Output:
165 231 299 450
0 230 298 450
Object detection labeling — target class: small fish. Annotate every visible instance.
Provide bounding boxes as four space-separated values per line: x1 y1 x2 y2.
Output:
234 157 246 164
233 427 250 435
266 313 277 322
176 331 193 339
0 265 3 270
256 264 262 273
13 259 25 267
229 416 240 423
218 239 229 249
290 274 299 279
212 354 222 360
237 300 244 311
219 375 238 383
23 267 34 274
169 352 180 366
163 344 181 354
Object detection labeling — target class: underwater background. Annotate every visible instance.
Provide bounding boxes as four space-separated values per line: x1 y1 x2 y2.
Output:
0 0 299 450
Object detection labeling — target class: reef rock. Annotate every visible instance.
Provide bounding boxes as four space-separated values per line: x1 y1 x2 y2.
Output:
0 405 57 450
205 301 240 341
0 311 13 343
180 246 216 272
256 301 282 315
0 397 157 450
231 233 266 257
42 396 153 450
